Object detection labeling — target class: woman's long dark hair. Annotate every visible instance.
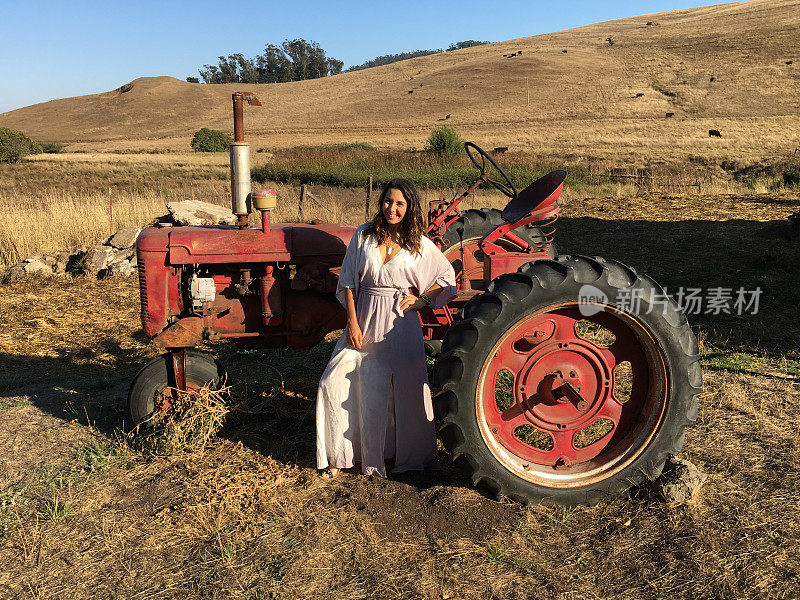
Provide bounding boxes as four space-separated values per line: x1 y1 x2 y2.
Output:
366 178 425 256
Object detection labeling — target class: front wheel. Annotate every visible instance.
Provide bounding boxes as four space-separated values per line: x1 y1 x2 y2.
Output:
441 208 557 291
434 255 701 505
128 351 227 429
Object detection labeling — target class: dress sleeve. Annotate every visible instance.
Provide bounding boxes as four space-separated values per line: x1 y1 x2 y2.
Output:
335 225 365 308
417 237 457 309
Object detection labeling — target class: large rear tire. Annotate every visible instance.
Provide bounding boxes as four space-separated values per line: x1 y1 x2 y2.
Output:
441 208 556 290
434 255 701 505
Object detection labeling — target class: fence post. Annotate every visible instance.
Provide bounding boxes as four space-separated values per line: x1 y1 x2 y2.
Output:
365 177 372 222
299 184 306 220
526 77 530 107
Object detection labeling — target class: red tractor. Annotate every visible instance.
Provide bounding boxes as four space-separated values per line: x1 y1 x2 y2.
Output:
130 93 701 505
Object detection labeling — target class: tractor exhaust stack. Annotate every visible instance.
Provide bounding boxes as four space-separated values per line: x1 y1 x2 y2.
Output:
230 92 262 227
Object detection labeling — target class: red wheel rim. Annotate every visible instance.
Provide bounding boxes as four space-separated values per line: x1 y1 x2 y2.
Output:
476 302 668 488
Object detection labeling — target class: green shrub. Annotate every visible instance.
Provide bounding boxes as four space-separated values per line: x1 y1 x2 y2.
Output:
0 127 43 163
425 126 464 159
190 128 233 152
40 141 65 154
784 165 800 189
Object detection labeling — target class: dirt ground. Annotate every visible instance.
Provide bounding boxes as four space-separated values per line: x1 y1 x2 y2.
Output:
1 187 799 599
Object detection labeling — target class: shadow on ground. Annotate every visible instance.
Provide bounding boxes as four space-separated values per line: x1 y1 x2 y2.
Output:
555 216 799 355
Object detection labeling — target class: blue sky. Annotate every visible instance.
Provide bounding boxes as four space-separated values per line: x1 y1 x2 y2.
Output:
0 0 730 113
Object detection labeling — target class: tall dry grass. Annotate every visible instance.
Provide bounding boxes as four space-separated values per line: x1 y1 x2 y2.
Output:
0 180 616 267
1 150 793 267
0 153 231 266
0 189 167 266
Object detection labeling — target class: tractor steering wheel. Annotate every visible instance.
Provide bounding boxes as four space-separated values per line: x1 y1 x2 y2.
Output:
465 142 518 199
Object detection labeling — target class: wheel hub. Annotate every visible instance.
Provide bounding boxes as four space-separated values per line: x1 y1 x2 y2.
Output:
516 339 612 432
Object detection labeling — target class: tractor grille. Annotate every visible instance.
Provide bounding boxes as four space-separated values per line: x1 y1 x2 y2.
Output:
137 257 149 325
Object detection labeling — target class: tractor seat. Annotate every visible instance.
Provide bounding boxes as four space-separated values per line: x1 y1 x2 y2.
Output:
501 170 567 223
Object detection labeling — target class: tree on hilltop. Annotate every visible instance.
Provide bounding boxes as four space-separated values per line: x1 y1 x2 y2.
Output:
198 39 342 84
447 40 489 51
346 40 491 72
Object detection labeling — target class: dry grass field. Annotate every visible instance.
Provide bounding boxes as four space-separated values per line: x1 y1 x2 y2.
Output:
2 1 800 598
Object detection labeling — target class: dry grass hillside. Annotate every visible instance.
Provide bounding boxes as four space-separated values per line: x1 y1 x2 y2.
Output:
2 0 799 162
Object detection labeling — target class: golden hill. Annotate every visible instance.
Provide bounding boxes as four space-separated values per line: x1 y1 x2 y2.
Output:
2 0 799 162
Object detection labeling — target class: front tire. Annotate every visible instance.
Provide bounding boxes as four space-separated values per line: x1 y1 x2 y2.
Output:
434 255 701 505
441 208 557 290
128 351 226 429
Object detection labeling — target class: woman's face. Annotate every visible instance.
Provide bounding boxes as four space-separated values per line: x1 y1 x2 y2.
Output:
382 188 407 226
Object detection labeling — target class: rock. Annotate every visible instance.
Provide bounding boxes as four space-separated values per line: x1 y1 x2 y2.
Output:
167 200 236 226
84 245 116 272
54 252 71 274
108 259 135 277
107 226 141 249
2 266 26 284
654 457 707 503
22 259 53 275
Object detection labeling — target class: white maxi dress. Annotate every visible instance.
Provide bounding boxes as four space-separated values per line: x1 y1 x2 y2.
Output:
316 224 457 477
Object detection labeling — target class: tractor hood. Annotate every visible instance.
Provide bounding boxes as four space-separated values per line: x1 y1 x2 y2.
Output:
137 223 356 265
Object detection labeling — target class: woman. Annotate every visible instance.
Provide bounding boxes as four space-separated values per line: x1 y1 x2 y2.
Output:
316 178 457 479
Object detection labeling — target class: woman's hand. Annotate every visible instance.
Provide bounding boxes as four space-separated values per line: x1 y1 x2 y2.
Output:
344 288 362 349
346 320 363 349
400 294 427 313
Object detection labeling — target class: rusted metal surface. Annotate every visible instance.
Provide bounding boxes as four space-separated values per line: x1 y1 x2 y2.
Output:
230 92 261 226
232 92 261 142
253 188 277 234
153 317 204 349
483 251 550 282
161 223 354 265
136 140 567 352
170 349 187 392
136 228 182 338
290 262 338 293
260 265 283 326
426 177 485 246
501 170 565 223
